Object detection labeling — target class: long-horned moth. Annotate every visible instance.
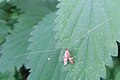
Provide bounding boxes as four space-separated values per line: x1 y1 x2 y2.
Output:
63 48 74 65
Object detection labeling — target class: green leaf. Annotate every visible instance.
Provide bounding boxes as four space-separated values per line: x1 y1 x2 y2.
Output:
0 0 14 3
0 20 10 44
115 72 120 80
0 9 7 19
0 71 15 80
55 0 120 80
0 0 5 3
27 12 67 80
13 0 58 12
13 67 22 80
0 6 51 71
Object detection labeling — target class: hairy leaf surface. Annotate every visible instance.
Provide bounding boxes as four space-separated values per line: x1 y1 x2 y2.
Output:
55 0 120 80
27 12 67 80
0 6 51 71
13 0 58 12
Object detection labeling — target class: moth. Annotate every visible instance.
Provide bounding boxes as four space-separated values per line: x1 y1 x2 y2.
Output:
63 48 74 65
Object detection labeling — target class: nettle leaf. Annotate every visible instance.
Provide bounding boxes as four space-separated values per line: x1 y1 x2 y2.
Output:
114 66 120 80
0 0 14 3
0 6 51 71
0 71 15 80
27 12 67 80
13 0 58 12
55 0 120 80
0 0 6 3
0 20 10 44
115 72 120 80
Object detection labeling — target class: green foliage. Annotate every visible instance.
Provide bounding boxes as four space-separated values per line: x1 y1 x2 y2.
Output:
0 5 51 72
55 0 120 80
115 72 120 80
105 42 120 80
13 68 22 80
0 20 10 44
13 0 57 12
0 71 15 80
27 12 63 80
0 0 15 3
0 0 120 80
